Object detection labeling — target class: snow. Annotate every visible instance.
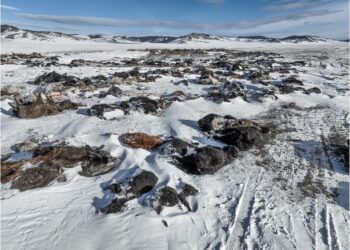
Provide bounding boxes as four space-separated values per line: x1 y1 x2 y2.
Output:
1 36 349 250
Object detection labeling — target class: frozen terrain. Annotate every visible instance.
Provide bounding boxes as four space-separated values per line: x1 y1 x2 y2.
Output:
1 27 349 250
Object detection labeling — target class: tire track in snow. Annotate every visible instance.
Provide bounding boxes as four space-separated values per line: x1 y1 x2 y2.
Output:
224 168 262 250
328 211 340 250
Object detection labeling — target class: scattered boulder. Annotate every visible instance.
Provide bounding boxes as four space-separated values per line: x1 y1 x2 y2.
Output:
282 76 303 85
205 92 230 103
100 198 128 214
198 114 269 151
153 184 199 213
119 132 163 150
178 183 199 211
119 96 160 115
198 114 237 133
306 87 321 94
178 146 238 174
33 71 76 85
198 74 219 85
277 84 306 94
161 138 192 156
80 150 116 177
249 71 270 81
102 170 158 214
152 186 179 214
88 104 120 119
99 86 122 98
9 94 79 119
1 144 117 190
180 183 199 197
160 91 198 107
11 163 61 191
128 170 158 196
215 126 263 150
157 186 179 207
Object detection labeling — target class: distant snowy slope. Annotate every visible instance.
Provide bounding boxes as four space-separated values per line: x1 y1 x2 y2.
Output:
1 25 334 44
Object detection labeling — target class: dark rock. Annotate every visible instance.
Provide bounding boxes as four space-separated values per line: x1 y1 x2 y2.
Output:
249 71 270 81
174 79 188 86
157 186 179 207
129 170 158 196
3 144 116 189
178 183 199 211
10 94 79 119
56 174 67 182
306 87 321 94
198 74 219 85
198 114 236 133
282 76 303 86
215 126 263 150
80 150 116 177
161 138 191 156
88 104 119 119
109 183 121 193
162 220 168 227
100 198 128 214
33 71 75 85
119 96 160 115
179 146 237 174
99 86 122 98
11 163 60 191
180 183 199 197
277 84 306 94
206 92 230 103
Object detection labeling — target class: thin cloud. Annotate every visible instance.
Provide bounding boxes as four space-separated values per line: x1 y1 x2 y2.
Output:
265 0 332 11
2 21 82 33
16 9 341 31
1 4 20 11
199 0 225 5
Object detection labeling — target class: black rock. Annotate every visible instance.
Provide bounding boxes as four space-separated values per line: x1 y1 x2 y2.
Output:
180 183 199 197
179 146 237 174
161 138 192 156
282 76 303 86
100 198 128 214
80 150 116 177
33 71 80 86
88 104 117 119
158 186 179 207
306 87 321 94
99 86 122 98
198 114 236 133
109 183 121 193
120 96 159 115
215 126 263 150
206 92 230 104
277 84 306 94
129 170 158 196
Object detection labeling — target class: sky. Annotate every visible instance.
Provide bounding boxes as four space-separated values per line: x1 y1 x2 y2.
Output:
1 0 349 39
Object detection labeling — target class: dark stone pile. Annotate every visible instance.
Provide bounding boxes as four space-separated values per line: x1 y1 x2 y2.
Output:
1 144 117 191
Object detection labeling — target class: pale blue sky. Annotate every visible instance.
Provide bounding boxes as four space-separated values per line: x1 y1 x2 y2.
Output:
1 0 349 39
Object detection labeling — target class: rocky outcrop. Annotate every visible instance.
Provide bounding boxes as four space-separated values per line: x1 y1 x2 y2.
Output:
10 94 79 119
1 144 117 190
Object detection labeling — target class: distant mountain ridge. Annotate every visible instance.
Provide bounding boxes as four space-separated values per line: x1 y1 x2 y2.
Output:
1 24 336 44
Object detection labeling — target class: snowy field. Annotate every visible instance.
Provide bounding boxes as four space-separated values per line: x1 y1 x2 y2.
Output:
1 35 349 250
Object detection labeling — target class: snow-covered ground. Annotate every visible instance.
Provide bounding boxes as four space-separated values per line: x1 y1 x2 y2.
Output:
1 37 349 250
